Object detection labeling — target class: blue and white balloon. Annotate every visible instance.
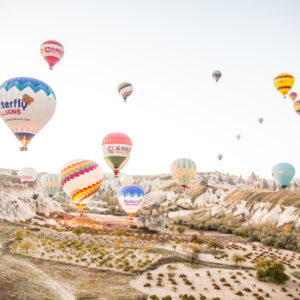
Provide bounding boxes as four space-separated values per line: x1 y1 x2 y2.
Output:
272 163 295 188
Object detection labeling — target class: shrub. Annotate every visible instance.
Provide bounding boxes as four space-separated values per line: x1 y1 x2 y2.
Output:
231 253 246 266
179 295 195 300
208 240 221 249
143 283 151 287
235 291 243 296
72 227 84 235
149 295 159 300
199 295 207 300
189 235 204 244
255 259 289 284
162 296 172 300
176 226 186 235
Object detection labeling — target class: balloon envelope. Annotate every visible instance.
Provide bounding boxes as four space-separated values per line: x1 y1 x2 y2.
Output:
120 174 134 186
258 117 264 124
236 134 241 140
40 40 64 70
273 73 294 97
18 167 37 184
294 99 300 115
171 158 197 189
60 159 103 211
102 133 132 176
118 185 144 218
289 92 297 101
217 154 223 161
41 173 60 197
272 163 295 188
212 70 222 82
0 77 56 151
118 82 133 102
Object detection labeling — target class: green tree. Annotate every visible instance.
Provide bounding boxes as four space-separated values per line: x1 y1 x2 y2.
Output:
208 240 221 250
176 226 186 236
19 240 35 254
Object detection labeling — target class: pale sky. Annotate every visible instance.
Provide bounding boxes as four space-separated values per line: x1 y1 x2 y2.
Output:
0 0 299 179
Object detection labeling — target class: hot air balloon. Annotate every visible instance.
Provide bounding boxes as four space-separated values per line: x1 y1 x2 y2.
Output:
118 185 144 218
289 92 297 101
102 133 132 177
60 159 103 212
118 82 133 102
212 70 222 83
236 134 241 141
217 154 223 161
272 163 295 188
41 173 60 197
18 167 37 184
171 158 197 189
258 117 264 124
40 40 64 70
294 99 300 115
120 174 134 186
273 73 294 98
0 77 56 151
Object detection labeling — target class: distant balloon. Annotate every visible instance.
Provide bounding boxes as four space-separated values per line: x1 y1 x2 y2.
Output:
212 70 222 83
18 167 37 184
118 82 133 102
120 174 134 186
294 99 300 115
171 158 197 189
0 77 56 151
273 73 294 98
236 134 241 141
40 40 64 70
217 154 223 161
272 163 295 188
118 185 144 218
60 159 103 212
289 92 297 101
258 117 264 124
102 133 132 177
41 173 60 197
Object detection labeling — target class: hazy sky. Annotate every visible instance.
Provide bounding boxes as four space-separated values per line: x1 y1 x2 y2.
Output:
0 0 299 179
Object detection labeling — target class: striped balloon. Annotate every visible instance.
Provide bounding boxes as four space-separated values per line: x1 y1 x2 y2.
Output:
273 73 294 98
117 82 133 102
118 185 144 218
41 173 60 197
60 159 103 212
171 158 197 189
102 133 132 177
293 99 300 115
289 92 297 101
40 40 64 70
272 163 295 188
120 174 134 186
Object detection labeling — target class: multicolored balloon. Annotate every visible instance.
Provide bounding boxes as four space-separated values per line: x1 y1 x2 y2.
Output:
18 167 37 184
289 92 297 101
258 117 264 124
171 158 197 189
236 134 241 141
273 73 294 98
118 82 133 102
212 70 222 83
118 185 144 218
102 133 132 177
0 77 56 151
60 159 103 212
40 40 64 70
41 173 60 197
294 99 300 115
217 154 223 161
272 163 295 188
120 174 134 186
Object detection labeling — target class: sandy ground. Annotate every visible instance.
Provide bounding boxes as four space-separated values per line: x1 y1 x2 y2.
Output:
131 263 300 300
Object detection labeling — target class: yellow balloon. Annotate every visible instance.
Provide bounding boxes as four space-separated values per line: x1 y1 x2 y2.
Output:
171 158 197 189
273 73 294 98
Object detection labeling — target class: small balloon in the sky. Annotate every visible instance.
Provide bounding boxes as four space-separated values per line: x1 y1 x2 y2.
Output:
236 134 241 141
0 77 56 151
273 73 294 98
41 173 60 197
118 185 144 218
272 163 295 188
293 99 300 115
18 167 37 184
212 70 222 83
40 40 64 70
289 92 297 101
118 82 133 102
258 117 264 124
217 154 223 161
60 159 103 212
